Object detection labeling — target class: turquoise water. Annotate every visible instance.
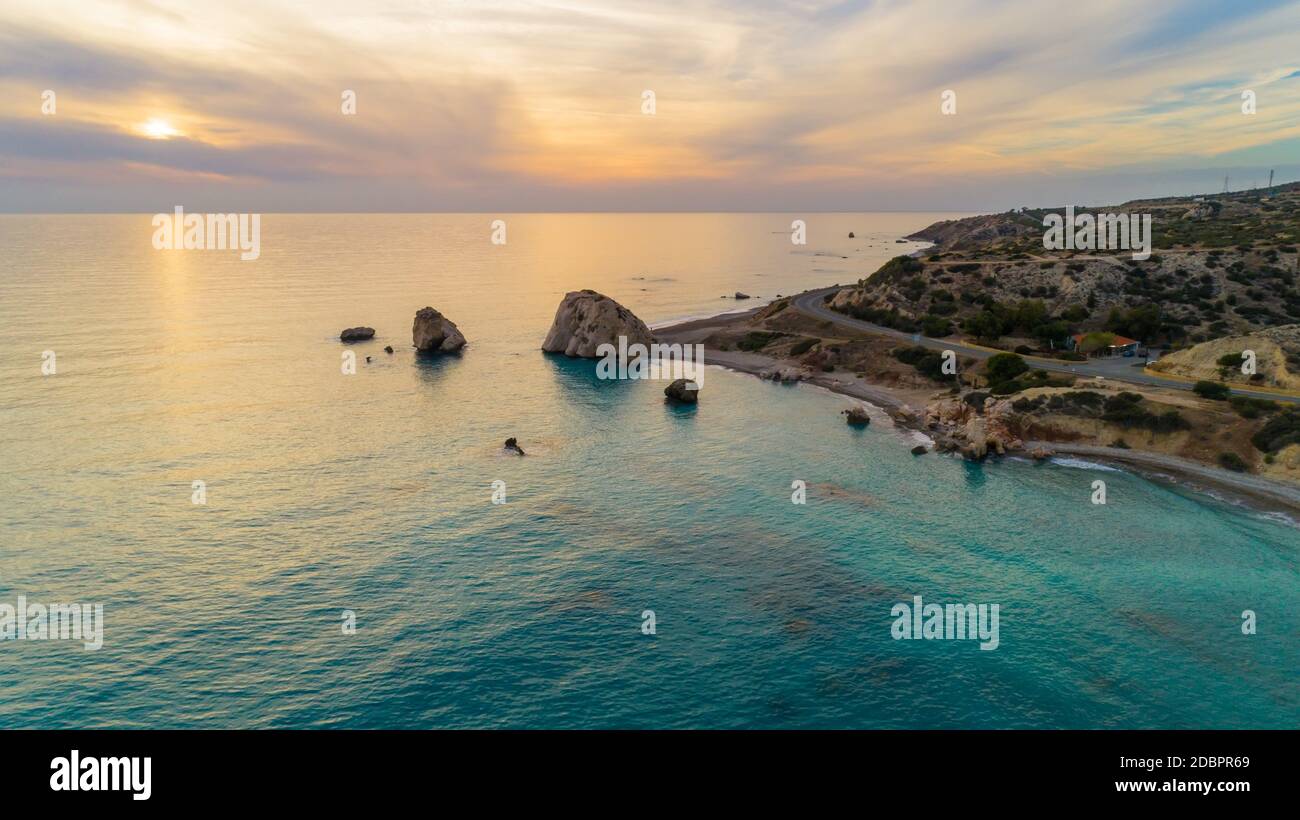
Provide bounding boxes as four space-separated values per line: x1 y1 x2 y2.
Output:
0 214 1296 728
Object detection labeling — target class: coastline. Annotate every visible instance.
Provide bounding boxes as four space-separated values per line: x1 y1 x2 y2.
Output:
1025 441 1300 519
657 294 1300 521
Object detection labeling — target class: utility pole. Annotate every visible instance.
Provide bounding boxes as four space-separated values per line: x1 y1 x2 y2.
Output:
1268 169 1275 190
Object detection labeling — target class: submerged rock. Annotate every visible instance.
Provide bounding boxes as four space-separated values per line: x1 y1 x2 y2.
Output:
340 327 375 342
541 290 654 358
664 378 699 404
843 406 870 426
911 445 928 455
412 307 466 354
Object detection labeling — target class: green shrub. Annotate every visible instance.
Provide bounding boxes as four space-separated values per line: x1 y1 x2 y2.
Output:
893 345 954 382
1229 396 1278 418
922 316 953 337
1012 396 1044 412
1192 380 1231 401
839 303 920 333
986 353 1029 385
990 379 1027 395
1252 409 1300 453
789 337 819 356
872 256 926 286
736 331 788 352
1099 392 1189 432
1218 452 1248 472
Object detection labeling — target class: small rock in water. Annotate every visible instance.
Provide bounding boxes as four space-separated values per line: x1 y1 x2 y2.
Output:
734 292 751 300
842 406 870 426
365 356 372 363
384 345 394 354
848 232 855 238
664 378 699 404
504 437 526 456
911 445 928 455
340 326 375 342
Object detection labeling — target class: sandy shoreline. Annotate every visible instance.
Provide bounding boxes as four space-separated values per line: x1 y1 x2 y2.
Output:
657 296 1300 520
1025 441 1300 518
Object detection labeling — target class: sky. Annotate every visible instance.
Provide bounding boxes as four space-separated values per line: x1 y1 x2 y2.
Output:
2 0 1299 212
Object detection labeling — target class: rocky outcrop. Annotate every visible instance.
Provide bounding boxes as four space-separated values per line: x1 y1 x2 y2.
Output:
904 211 1039 250
843 406 870 426
924 394 1022 460
340 327 375 342
890 406 919 425
761 366 810 383
412 307 466 354
664 378 699 403
1180 201 1218 221
541 290 654 358
1147 325 1300 390
925 396 975 428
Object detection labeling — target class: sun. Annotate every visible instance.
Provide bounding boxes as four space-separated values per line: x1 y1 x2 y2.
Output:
139 118 181 139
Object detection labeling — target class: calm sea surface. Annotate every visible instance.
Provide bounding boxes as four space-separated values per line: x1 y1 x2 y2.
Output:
0 213 1296 728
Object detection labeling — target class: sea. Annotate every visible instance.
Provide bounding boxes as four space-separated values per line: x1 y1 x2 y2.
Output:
0 213 1296 728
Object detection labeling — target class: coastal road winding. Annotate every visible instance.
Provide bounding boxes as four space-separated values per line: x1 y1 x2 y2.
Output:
791 287 1300 404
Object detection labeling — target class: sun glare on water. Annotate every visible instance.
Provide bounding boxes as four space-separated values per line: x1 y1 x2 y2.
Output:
140 119 181 139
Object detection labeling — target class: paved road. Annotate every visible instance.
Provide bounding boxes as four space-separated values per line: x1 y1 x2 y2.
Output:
791 287 1299 404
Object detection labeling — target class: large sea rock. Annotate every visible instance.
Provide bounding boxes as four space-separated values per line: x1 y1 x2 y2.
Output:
541 290 654 358
412 307 466 354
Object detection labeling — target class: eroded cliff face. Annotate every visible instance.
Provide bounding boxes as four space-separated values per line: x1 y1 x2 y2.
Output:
924 395 1022 460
